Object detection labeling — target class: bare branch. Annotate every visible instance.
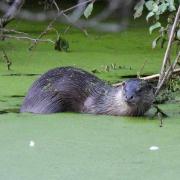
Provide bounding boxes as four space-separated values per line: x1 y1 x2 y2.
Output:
28 0 93 50
155 52 180 95
0 0 132 32
158 5 180 84
0 0 25 28
113 67 180 87
0 27 29 36
3 34 55 44
69 0 88 22
1 49 12 70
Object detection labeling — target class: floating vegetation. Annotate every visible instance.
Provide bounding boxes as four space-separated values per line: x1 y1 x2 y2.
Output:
91 63 133 74
0 108 20 114
0 73 40 77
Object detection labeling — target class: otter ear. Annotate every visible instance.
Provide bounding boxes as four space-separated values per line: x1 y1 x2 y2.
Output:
152 86 156 94
147 83 154 90
147 83 156 94
122 81 126 86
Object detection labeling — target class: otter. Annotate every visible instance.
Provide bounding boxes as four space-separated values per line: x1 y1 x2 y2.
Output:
20 67 155 116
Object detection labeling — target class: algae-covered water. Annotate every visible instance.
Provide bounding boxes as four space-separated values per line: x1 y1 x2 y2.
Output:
0 19 180 180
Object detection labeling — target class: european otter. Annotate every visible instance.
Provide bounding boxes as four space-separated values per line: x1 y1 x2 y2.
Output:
20 67 155 116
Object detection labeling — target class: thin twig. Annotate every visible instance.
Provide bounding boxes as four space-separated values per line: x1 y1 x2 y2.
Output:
52 0 60 13
0 28 29 36
2 49 12 70
28 0 60 50
0 0 25 28
0 0 130 32
113 67 180 87
142 67 180 81
3 34 55 44
28 0 92 50
153 105 168 127
155 52 180 95
137 59 148 78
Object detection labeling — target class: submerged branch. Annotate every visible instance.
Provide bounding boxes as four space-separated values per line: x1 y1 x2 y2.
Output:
1 49 12 70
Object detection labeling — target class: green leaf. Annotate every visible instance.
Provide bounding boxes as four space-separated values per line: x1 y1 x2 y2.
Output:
149 22 161 34
166 0 176 11
152 35 161 49
134 0 145 19
158 3 168 14
152 3 159 13
55 37 69 52
177 29 180 40
161 38 166 48
145 1 154 11
146 11 154 21
159 26 165 34
84 3 94 19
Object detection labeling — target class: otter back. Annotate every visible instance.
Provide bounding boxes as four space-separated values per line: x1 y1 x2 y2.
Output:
20 67 110 114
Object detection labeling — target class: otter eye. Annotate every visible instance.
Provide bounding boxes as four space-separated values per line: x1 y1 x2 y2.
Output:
136 88 142 93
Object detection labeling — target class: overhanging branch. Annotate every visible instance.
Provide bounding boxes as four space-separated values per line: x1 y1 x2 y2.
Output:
0 0 25 28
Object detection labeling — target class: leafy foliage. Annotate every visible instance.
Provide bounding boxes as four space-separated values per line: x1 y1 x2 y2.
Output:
54 37 69 52
84 2 94 19
134 0 179 49
155 77 180 104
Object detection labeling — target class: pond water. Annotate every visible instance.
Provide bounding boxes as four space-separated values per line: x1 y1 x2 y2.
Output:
0 20 180 180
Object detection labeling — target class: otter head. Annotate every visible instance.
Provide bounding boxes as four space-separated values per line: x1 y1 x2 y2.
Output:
122 79 155 115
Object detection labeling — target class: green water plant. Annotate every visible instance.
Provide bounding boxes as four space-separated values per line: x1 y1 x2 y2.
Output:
134 0 180 95
134 0 179 49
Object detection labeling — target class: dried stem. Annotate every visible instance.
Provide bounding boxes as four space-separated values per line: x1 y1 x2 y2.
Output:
155 52 180 95
0 28 29 36
1 49 12 70
113 67 180 87
3 34 55 44
0 0 130 32
156 5 180 94
29 0 92 50
0 0 25 28
137 59 148 78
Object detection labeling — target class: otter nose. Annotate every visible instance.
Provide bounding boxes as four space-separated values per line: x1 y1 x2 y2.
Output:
126 95 134 102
